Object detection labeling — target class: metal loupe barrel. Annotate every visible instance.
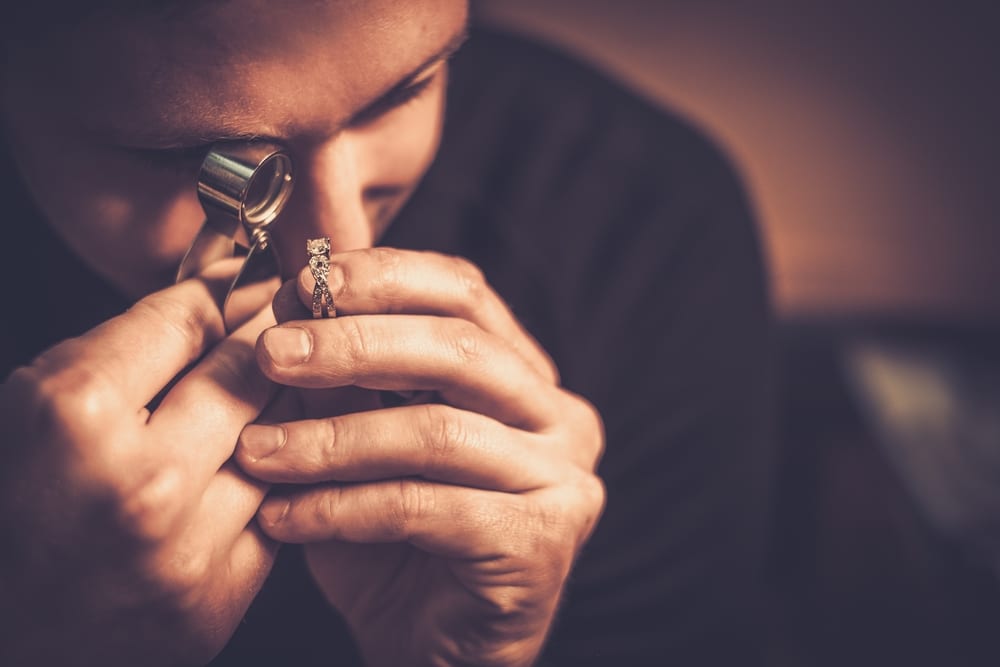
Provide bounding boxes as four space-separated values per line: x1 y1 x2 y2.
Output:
197 142 293 238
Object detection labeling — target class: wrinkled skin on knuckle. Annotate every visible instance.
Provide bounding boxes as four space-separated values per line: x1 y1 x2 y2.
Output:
339 316 379 377
420 403 466 463
480 492 582 601
448 320 486 368
473 494 570 583
23 363 122 451
438 622 546 667
107 466 185 546
531 500 579 577
449 496 569 662
449 255 487 312
132 292 215 354
562 394 606 470
316 486 344 535
369 246 405 305
316 417 342 470
390 478 435 538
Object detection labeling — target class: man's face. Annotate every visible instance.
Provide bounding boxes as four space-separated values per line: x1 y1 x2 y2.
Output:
2 0 469 296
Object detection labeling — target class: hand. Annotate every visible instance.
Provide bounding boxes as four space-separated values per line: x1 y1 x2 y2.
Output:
0 275 279 666
236 249 606 667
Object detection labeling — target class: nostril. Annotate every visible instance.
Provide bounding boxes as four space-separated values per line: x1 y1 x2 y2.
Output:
364 185 407 201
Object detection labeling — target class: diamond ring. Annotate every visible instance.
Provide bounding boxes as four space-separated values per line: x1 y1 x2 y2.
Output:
307 237 336 319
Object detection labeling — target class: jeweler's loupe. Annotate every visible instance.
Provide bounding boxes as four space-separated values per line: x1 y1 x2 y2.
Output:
176 142 293 331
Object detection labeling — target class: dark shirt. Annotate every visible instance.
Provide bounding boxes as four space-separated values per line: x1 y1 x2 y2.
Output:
1 27 774 667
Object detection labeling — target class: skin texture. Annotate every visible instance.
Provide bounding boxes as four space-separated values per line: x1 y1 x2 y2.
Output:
0 1 606 665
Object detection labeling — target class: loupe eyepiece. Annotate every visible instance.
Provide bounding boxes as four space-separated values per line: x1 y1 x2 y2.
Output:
197 142 294 238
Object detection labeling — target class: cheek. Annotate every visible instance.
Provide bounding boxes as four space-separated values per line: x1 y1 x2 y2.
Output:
12 130 204 294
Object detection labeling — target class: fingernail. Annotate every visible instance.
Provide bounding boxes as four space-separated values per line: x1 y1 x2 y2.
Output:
259 497 291 527
326 263 345 296
264 327 312 367
240 424 286 461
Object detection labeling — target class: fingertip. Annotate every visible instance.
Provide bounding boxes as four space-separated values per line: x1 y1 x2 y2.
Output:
296 266 315 306
237 423 286 464
254 328 277 375
272 278 310 324
258 496 292 533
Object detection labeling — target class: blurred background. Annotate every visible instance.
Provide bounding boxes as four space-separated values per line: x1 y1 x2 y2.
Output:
475 1 999 665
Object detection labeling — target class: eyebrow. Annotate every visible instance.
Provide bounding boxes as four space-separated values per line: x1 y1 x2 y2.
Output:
111 24 470 149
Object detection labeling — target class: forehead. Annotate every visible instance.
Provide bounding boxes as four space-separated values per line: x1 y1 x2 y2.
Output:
22 0 467 144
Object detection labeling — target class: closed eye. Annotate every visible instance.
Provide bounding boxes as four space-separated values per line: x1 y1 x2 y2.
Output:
348 66 442 128
127 67 442 170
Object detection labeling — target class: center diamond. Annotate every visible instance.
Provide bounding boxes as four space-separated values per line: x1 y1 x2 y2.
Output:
306 238 330 255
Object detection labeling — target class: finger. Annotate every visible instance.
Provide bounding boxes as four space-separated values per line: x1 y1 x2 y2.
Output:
257 316 560 429
296 249 558 383
30 275 233 409
272 278 311 323
182 461 271 551
148 306 277 499
227 522 279 587
257 477 601 563
236 403 558 492
259 479 518 558
210 525 279 626
139 464 276 610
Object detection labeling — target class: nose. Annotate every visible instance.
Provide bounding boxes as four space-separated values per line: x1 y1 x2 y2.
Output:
272 134 374 280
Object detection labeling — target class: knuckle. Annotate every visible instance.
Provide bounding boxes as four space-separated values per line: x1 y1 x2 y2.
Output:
512 498 575 578
317 417 342 469
448 320 485 366
314 487 342 530
566 395 606 466
449 256 487 303
389 479 435 537
369 247 404 301
534 497 574 544
420 404 465 461
153 543 214 600
109 468 184 545
28 364 120 443
132 292 213 352
577 473 607 525
338 316 377 371
548 472 607 550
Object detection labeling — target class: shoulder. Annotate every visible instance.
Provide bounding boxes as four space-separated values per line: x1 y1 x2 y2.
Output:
390 26 768 353
423 27 755 267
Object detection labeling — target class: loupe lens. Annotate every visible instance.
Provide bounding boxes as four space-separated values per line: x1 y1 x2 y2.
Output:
243 153 292 225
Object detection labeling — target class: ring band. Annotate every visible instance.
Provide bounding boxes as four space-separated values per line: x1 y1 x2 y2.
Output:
306 237 336 319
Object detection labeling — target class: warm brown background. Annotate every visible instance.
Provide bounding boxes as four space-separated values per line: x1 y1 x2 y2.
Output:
475 4 1000 664
477 0 999 322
